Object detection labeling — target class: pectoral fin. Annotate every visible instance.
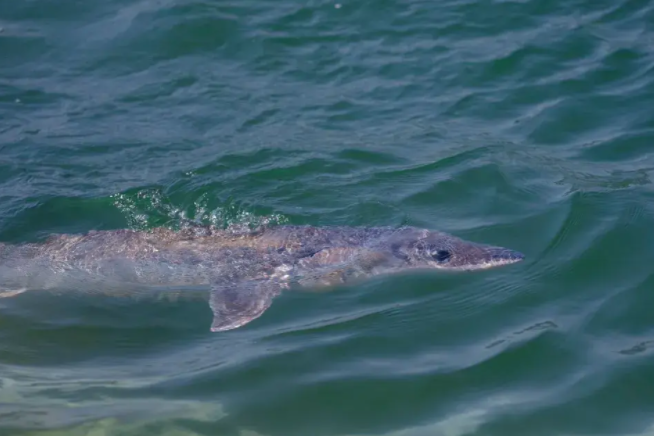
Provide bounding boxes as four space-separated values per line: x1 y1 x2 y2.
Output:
209 279 284 332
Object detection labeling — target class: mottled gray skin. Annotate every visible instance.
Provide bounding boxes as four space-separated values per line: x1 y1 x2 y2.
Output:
0 224 524 332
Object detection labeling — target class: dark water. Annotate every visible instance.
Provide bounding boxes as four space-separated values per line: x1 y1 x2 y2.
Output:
1 0 654 434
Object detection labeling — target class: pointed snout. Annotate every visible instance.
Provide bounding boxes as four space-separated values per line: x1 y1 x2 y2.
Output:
488 247 525 264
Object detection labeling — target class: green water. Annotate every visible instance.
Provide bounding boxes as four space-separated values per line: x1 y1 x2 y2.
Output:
1 0 654 434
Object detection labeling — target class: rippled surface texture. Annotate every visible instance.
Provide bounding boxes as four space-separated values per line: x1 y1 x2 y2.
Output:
2 0 654 434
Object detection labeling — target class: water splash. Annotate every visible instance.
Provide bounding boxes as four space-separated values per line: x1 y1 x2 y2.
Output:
110 187 289 231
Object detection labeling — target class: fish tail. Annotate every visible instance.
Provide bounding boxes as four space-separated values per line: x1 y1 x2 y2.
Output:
0 288 28 298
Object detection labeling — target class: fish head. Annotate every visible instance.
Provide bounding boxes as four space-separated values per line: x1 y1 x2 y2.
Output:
389 227 524 271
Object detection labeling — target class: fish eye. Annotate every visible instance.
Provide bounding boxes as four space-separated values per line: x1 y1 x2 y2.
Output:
432 250 451 262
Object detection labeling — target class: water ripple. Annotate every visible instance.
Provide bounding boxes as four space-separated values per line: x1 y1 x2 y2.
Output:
2 0 654 434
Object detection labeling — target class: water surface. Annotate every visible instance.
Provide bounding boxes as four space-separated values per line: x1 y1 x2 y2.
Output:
1 0 654 434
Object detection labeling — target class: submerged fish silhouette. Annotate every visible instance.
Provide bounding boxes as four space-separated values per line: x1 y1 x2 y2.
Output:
0 224 524 332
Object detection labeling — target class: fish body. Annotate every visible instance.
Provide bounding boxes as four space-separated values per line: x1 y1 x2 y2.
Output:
0 224 524 331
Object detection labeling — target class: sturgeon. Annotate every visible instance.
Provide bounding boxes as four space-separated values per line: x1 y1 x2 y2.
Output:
0 224 524 332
